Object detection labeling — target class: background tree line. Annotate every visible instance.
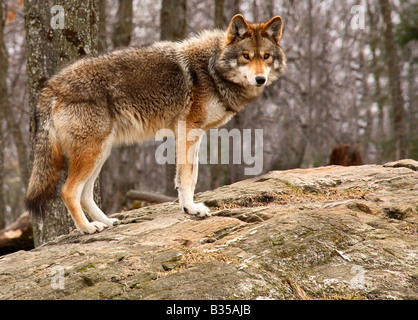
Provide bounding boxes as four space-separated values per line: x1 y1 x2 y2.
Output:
0 0 416 242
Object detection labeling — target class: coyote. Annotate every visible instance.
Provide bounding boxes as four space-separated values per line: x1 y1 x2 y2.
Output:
25 14 287 234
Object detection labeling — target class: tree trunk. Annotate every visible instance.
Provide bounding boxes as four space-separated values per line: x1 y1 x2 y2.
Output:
25 0 99 246
225 0 241 183
304 0 314 167
160 0 187 197
99 0 135 213
366 0 386 143
407 54 417 158
0 10 29 192
0 212 34 256
0 2 7 229
214 0 225 28
378 0 407 159
112 0 133 48
0 121 4 230
210 0 226 189
160 0 187 41
224 0 240 22
98 0 107 52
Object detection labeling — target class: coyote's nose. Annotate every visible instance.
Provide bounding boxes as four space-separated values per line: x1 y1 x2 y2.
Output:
255 76 266 85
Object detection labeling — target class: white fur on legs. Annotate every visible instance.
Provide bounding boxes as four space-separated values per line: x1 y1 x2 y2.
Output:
191 145 199 196
81 179 120 228
178 186 210 217
176 127 210 217
191 133 203 190
63 180 109 234
80 137 120 228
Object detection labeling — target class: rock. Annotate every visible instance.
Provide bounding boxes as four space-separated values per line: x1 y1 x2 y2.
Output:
383 159 418 171
0 160 416 300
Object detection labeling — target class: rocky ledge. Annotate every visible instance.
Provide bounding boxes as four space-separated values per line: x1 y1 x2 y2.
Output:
0 160 417 300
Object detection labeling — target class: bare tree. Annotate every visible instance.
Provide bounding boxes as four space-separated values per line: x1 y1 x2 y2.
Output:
112 0 133 48
0 123 4 230
209 0 226 189
98 0 107 52
225 0 242 184
366 0 386 143
100 0 135 213
160 0 188 196
25 0 99 246
0 2 6 229
214 0 225 28
378 0 407 159
160 0 187 41
0 2 28 195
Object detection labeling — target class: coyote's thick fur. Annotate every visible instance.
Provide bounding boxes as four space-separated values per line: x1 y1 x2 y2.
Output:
25 14 287 234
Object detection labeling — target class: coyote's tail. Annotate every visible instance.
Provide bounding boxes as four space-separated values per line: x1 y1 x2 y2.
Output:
24 94 65 216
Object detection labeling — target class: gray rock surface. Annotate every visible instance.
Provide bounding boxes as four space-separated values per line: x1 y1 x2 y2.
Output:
0 160 417 300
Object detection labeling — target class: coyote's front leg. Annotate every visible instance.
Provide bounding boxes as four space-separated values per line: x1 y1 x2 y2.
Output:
175 123 210 217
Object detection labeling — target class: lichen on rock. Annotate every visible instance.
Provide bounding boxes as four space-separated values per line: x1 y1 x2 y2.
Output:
0 160 417 299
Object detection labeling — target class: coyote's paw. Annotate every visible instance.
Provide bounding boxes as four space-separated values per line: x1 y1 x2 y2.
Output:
182 202 211 217
79 221 109 234
105 218 121 227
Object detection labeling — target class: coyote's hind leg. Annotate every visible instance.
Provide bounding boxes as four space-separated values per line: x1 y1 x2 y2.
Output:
61 145 110 234
80 136 120 227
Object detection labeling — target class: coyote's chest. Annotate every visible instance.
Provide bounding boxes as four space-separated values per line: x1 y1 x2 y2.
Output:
203 97 235 130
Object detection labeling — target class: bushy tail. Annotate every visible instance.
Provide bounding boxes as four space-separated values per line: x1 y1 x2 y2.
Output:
25 95 65 216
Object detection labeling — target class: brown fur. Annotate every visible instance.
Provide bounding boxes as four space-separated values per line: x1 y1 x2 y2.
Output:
25 15 287 234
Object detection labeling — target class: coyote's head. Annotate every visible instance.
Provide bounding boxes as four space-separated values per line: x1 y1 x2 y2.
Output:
217 14 287 87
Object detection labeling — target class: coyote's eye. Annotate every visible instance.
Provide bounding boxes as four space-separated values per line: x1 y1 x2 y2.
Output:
264 53 270 60
242 53 250 60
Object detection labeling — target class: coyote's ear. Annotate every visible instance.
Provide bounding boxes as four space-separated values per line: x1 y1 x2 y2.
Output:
262 16 283 44
227 14 250 42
